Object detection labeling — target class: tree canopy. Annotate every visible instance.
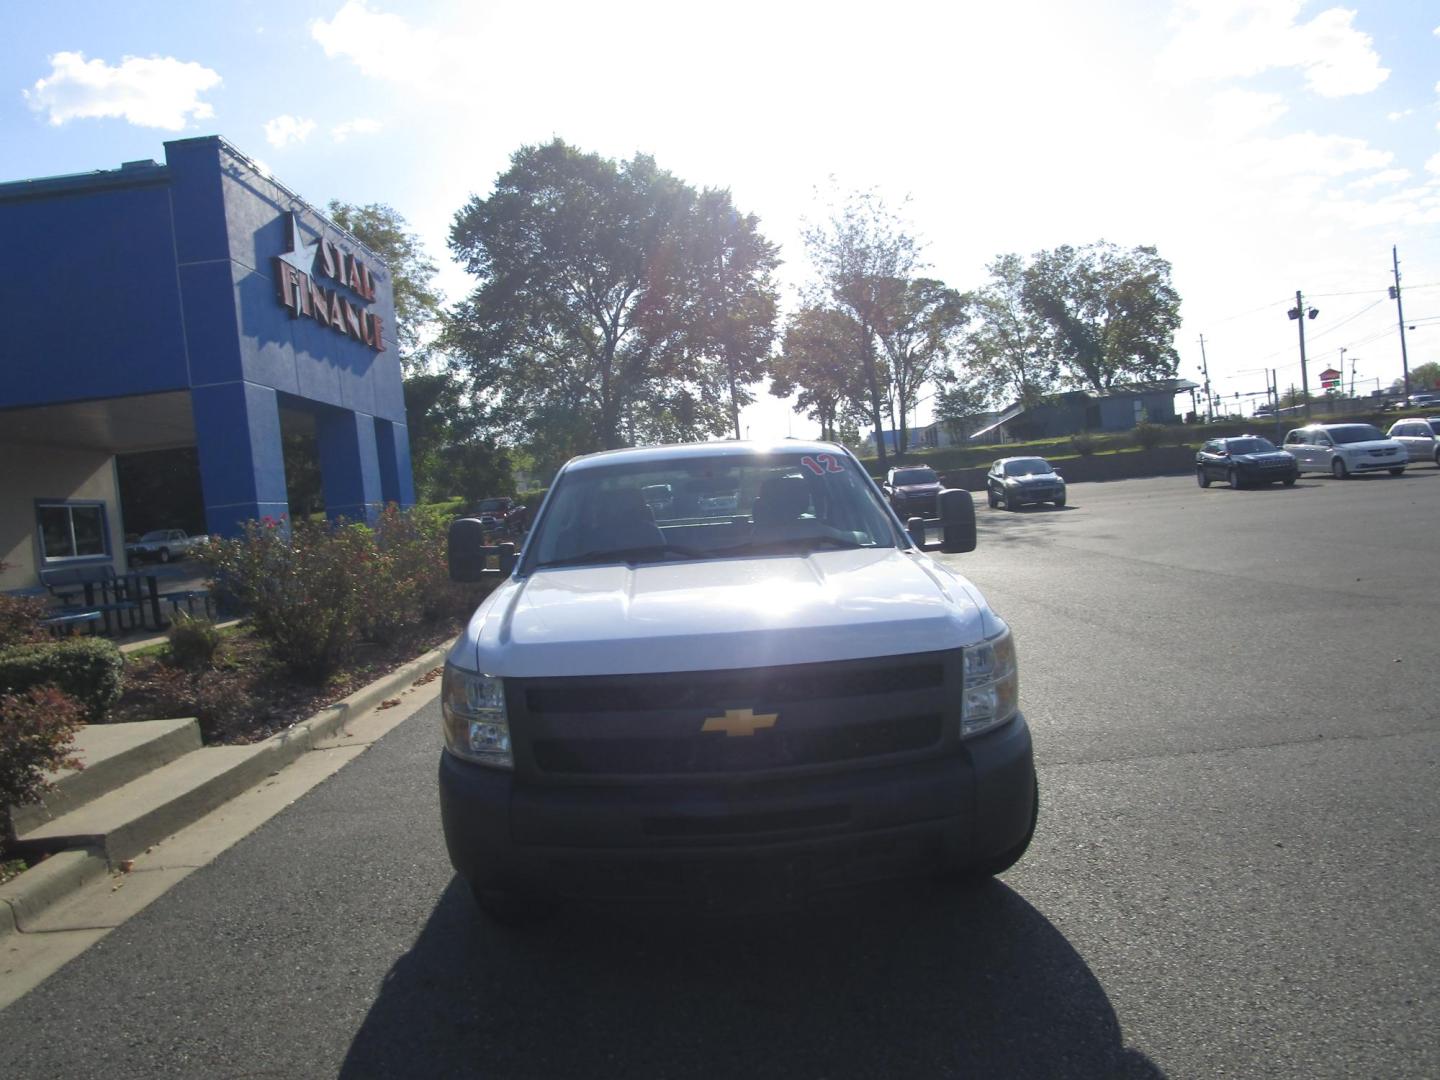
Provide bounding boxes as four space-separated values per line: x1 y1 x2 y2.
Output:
445 139 779 453
1022 241 1182 393
770 306 868 441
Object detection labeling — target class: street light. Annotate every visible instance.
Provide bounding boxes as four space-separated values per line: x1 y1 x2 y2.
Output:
1288 292 1319 420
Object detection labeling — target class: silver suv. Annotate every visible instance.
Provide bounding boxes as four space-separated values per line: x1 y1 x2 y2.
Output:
1281 424 1406 478
1385 418 1440 467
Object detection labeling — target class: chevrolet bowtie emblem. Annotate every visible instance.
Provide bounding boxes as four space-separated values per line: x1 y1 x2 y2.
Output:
702 708 778 737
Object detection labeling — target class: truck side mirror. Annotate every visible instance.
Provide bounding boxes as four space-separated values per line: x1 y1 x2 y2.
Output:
906 516 926 548
448 518 516 581
938 489 977 554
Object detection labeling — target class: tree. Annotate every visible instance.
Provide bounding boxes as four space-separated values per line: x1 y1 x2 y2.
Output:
957 254 1060 409
876 278 968 454
1022 241 1182 393
446 139 779 452
326 202 442 373
932 374 996 445
769 307 868 440
802 190 921 470
1390 361 1440 394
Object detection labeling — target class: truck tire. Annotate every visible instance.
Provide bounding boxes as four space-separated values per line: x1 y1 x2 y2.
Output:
935 775 1038 885
158 548 171 563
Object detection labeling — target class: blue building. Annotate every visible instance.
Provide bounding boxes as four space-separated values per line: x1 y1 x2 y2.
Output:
0 136 414 591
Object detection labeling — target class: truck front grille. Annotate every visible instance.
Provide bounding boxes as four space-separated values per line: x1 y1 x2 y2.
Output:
532 714 943 776
509 650 959 780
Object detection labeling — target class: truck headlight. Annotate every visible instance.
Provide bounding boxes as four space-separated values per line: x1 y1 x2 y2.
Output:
961 627 1019 739
441 663 513 769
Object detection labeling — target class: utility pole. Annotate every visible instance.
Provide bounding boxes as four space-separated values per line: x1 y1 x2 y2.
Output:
1197 334 1214 422
1391 245 1411 401
1271 368 1281 442
1288 290 1317 421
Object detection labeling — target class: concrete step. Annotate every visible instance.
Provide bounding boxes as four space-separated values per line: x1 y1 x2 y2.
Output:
9 719 202 836
14 739 292 865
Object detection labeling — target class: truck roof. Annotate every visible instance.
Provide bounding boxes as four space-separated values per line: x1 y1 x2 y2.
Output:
562 439 848 473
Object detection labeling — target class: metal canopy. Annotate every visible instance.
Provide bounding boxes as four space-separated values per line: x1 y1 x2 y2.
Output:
0 391 196 453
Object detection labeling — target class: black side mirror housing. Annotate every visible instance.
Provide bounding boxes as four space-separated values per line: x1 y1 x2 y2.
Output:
448 518 517 582
906 516 926 548
938 489 977 554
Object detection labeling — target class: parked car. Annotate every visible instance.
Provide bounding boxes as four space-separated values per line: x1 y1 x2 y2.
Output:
1386 418 1440 466
472 497 528 535
881 466 943 518
1403 392 1440 409
124 529 209 564
1281 424 1406 478
439 441 1034 920
987 457 1065 509
1195 436 1298 488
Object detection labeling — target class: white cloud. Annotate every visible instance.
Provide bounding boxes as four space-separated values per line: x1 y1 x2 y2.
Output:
1346 168 1411 189
24 51 220 130
263 114 316 148
310 1 465 89
1240 131 1393 179
1161 2 1389 97
331 116 381 142
1428 153 1440 175
1386 109 1413 121
1210 89 1288 135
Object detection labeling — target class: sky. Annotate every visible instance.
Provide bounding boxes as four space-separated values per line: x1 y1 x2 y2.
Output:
4 0 1438 440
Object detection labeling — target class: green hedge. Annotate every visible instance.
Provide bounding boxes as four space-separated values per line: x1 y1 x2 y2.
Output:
0 638 125 721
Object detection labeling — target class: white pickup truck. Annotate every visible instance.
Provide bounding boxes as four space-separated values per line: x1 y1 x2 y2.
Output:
440 440 1036 920
125 529 208 564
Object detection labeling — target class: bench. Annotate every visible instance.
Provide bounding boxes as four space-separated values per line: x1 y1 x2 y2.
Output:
38 565 161 634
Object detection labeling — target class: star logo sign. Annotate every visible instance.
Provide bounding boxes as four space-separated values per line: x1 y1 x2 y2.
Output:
702 708 778 737
276 211 318 277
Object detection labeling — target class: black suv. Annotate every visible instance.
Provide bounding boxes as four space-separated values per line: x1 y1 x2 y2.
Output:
1195 436 1298 488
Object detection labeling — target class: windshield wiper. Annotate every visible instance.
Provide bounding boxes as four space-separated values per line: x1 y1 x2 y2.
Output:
535 543 709 569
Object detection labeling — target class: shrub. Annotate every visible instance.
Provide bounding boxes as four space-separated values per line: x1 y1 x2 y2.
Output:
0 685 85 833
1070 432 1098 457
1132 421 1166 451
0 561 48 650
201 517 377 682
168 612 222 671
372 503 464 623
0 639 125 722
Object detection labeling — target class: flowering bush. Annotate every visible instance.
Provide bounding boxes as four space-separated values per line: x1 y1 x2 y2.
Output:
202 516 377 682
0 684 85 833
200 506 476 681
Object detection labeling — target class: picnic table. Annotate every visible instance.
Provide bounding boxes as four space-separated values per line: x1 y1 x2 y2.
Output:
37 565 165 635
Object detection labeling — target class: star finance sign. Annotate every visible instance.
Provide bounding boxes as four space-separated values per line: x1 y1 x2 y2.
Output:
273 212 386 352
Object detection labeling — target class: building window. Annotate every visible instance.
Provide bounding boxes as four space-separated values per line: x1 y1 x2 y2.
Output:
36 501 109 562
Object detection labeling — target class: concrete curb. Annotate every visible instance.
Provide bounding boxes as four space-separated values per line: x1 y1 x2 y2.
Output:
0 850 108 935
0 640 452 940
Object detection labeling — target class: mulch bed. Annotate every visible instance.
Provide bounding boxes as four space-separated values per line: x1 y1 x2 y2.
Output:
106 620 460 745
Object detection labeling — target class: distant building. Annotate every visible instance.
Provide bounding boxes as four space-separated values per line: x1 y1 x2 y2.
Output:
967 380 1199 443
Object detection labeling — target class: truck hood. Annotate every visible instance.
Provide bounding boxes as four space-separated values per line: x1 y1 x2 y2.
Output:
451 548 995 677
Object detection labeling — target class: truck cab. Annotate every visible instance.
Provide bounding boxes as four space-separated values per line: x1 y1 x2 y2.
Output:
439 440 1036 918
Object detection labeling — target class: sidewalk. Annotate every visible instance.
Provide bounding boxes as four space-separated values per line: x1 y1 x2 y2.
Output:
0 640 449 1004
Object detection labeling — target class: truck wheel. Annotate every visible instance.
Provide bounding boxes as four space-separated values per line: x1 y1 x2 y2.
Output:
935 776 1038 885
987 488 999 508
1227 468 1240 489
1389 467 1405 476
1283 477 1296 486
1196 467 1210 488
1331 458 1348 479
158 548 171 563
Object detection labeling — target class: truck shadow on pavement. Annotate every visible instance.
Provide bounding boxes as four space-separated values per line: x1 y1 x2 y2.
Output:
339 877 1163 1080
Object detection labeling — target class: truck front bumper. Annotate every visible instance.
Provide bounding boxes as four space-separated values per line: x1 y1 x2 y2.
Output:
438 714 1034 903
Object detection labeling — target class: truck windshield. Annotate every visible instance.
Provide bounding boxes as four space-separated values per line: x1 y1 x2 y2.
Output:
527 451 901 570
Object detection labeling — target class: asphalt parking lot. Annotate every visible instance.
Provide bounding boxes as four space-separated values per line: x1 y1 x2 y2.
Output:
1 471 1435 1078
